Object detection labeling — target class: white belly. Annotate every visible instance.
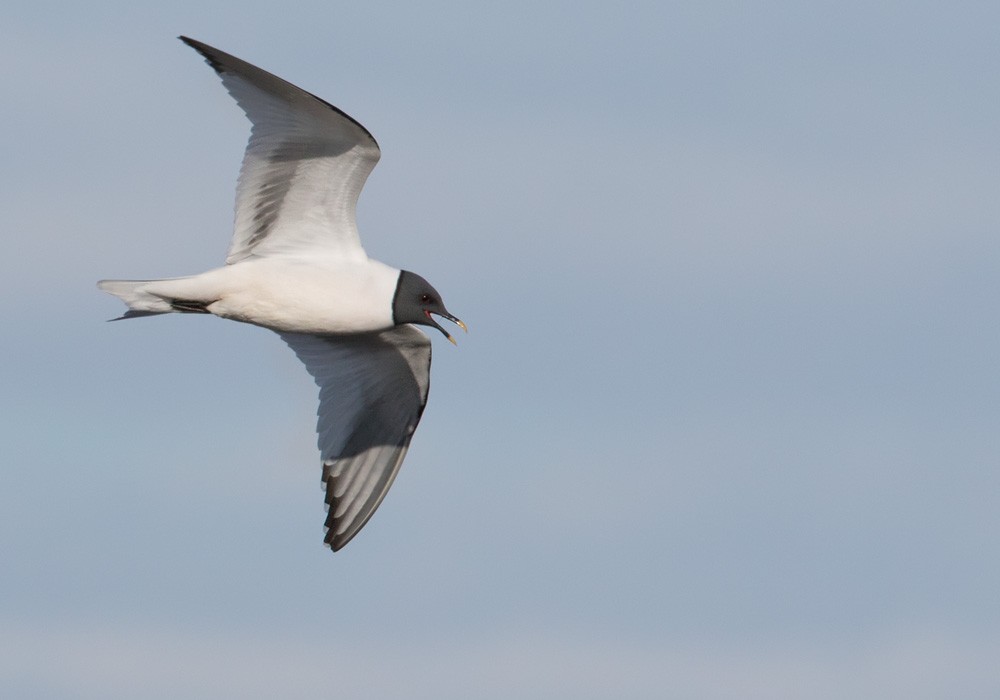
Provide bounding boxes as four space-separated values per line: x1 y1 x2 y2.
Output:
148 257 400 334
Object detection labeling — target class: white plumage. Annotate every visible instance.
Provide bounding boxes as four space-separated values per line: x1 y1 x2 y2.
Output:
98 37 464 552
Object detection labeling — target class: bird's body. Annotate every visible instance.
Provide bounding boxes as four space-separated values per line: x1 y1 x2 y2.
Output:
98 37 464 552
102 256 401 334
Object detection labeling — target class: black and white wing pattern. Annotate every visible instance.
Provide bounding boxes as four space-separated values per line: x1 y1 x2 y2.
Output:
280 326 432 551
181 37 380 264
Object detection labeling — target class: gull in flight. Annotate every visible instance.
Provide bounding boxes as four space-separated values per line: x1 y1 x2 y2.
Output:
99 37 465 552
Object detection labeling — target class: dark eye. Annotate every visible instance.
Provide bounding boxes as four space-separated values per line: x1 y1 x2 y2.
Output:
420 293 433 303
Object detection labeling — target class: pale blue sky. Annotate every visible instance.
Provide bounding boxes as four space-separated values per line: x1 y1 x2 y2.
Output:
3 2 1000 698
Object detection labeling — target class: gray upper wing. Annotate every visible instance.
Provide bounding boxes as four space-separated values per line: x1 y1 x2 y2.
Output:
181 37 380 264
280 326 432 551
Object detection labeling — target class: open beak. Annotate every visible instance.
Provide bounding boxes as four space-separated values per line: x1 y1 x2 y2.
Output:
425 310 467 344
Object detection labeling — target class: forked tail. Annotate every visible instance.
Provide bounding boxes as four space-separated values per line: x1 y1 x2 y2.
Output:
97 278 210 320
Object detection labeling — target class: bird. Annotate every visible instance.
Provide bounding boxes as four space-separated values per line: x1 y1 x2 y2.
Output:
98 36 465 552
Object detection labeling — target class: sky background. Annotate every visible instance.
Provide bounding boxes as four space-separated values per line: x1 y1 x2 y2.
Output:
3 2 1000 698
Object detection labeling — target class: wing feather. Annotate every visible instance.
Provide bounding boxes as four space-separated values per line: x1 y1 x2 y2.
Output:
180 37 380 264
280 326 432 551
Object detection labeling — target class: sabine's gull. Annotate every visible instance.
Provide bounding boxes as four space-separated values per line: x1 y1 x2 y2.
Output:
98 37 465 552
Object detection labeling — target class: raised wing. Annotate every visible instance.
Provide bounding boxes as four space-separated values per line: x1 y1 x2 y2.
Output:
181 37 380 264
280 326 432 551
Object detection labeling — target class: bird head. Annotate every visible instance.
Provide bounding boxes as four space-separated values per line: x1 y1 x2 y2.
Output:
392 270 466 343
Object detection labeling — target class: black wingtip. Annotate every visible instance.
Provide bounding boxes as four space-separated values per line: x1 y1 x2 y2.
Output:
178 35 225 74
324 527 348 552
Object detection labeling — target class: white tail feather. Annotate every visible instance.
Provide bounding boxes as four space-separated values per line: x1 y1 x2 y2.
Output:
97 279 176 314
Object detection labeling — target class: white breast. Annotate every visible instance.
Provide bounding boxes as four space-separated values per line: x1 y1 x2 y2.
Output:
171 257 401 334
